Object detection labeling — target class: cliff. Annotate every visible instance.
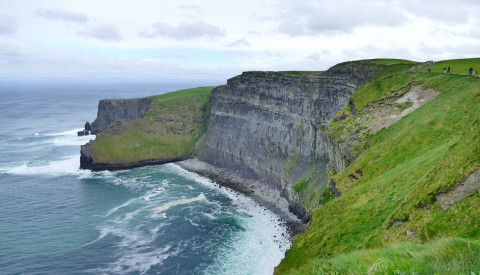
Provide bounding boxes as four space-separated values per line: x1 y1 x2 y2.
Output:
80 58 480 273
90 97 152 134
80 63 382 220
80 87 212 171
201 63 382 221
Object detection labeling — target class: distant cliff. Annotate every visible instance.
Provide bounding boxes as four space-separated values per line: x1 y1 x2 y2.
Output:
80 87 212 171
90 97 152 134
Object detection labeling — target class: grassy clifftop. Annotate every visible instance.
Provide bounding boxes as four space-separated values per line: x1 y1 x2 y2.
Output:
277 59 480 274
88 87 213 165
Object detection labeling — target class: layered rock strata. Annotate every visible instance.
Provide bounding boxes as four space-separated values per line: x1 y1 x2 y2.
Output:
90 97 152 134
201 63 382 221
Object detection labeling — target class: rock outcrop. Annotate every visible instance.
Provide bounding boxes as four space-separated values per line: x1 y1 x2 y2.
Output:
201 63 382 221
90 97 152 134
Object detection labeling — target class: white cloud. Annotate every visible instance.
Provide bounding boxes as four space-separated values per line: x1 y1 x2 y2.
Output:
275 0 406 36
0 39 236 80
77 24 122 42
0 0 479 80
227 39 250 47
0 16 17 34
33 8 88 24
139 20 225 40
307 52 320 61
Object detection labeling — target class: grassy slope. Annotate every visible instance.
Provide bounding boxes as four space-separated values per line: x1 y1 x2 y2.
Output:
90 87 213 163
422 58 480 74
277 60 480 273
294 237 480 274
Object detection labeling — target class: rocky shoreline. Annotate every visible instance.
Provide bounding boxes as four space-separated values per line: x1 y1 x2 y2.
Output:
177 158 306 237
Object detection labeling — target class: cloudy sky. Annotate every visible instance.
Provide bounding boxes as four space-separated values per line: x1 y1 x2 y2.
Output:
1 0 479 81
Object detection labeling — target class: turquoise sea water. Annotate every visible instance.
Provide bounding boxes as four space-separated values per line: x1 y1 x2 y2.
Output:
0 81 290 274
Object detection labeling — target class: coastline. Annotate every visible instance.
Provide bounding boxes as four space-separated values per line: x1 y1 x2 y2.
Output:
176 158 306 237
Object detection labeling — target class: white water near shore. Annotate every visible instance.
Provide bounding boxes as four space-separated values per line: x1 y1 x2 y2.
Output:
0 82 291 274
1 127 290 274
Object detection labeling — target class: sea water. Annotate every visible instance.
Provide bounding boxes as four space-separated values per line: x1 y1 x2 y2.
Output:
0 81 290 274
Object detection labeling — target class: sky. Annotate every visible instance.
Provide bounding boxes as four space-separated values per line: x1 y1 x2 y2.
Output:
1 0 479 82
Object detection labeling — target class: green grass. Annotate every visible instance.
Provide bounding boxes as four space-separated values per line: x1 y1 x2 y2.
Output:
350 63 419 111
358 58 419 65
90 87 213 163
292 163 331 210
422 57 480 74
277 60 480 273
277 71 323 76
152 86 213 105
288 237 480 274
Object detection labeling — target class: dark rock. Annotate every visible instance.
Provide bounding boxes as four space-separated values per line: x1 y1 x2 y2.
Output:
77 130 89 136
200 63 381 222
85 121 91 131
90 97 152 134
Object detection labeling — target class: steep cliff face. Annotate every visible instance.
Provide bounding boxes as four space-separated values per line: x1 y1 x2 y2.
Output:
80 87 213 171
201 63 382 220
90 97 152 134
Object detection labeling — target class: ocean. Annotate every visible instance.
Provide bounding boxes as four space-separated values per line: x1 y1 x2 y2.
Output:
0 81 290 274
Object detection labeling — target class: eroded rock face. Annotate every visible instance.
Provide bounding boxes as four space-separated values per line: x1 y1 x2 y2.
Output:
436 168 480 210
90 97 152 134
201 63 382 220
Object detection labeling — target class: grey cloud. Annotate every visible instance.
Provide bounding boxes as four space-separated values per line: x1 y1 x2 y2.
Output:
342 44 415 61
0 40 236 81
399 0 478 24
227 39 251 47
77 24 122 42
417 43 444 57
275 0 406 36
0 16 17 34
140 20 224 40
443 44 480 59
307 52 320 61
34 8 88 24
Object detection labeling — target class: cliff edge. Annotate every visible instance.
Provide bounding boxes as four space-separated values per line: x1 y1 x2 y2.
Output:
80 87 213 171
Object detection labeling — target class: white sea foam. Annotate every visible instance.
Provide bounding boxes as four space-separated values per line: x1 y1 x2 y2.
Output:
0 128 98 176
87 197 175 274
163 163 292 274
166 163 237 200
93 245 178 275
104 199 137 218
185 217 200 227
143 187 164 201
45 128 84 136
153 193 206 213
1 155 90 176
53 134 94 146
205 188 291 275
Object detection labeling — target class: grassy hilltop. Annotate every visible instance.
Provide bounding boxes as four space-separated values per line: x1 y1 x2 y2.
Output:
276 58 480 274
89 87 213 164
